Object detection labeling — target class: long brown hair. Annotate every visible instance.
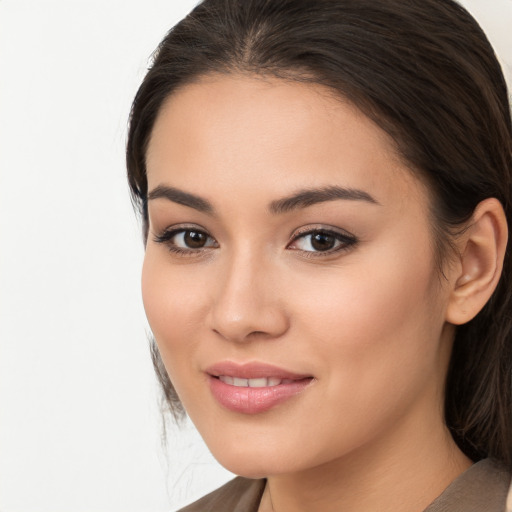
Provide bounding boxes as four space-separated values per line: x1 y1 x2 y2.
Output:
127 0 512 467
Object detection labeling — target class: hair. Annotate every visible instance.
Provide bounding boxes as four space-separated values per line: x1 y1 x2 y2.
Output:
126 0 512 468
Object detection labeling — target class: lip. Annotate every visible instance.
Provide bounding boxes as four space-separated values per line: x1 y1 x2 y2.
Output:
205 361 314 414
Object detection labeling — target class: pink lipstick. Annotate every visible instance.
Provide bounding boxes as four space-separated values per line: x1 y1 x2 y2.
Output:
206 362 313 414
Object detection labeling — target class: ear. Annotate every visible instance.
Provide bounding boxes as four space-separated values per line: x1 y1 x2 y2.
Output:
446 198 508 325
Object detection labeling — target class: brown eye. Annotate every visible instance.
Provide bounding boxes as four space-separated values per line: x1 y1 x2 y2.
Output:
153 227 218 253
310 232 336 251
288 228 357 255
184 230 208 248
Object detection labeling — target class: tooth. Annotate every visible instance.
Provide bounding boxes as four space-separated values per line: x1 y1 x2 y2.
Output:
219 376 234 385
218 376 287 387
248 378 268 388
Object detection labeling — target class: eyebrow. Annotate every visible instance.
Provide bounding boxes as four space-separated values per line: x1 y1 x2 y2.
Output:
269 186 379 214
147 184 379 215
147 185 215 214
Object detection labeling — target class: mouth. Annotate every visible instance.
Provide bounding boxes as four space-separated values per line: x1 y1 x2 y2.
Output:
206 362 314 414
216 376 299 387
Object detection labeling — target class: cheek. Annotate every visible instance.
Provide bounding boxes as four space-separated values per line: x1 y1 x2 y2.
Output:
141 250 217 413
141 250 207 363
291 238 444 396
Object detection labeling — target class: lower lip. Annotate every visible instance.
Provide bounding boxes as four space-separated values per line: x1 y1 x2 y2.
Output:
208 376 313 414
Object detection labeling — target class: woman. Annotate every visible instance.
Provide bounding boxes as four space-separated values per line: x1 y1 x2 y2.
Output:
127 0 512 510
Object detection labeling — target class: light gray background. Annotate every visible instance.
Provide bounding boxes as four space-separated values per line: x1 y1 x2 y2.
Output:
0 1 510 511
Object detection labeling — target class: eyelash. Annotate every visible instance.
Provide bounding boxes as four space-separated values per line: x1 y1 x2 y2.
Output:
153 225 358 258
287 227 358 258
153 226 218 257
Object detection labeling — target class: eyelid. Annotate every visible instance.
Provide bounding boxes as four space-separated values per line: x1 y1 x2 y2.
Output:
152 222 211 235
152 224 218 254
287 225 358 256
290 224 355 238
151 223 357 258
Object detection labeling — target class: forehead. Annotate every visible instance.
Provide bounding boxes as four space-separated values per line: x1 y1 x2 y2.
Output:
146 74 428 211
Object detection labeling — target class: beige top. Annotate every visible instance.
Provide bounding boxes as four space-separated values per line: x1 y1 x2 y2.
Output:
178 459 511 512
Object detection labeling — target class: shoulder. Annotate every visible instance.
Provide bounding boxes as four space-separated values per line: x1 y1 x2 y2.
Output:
177 477 265 512
425 458 511 512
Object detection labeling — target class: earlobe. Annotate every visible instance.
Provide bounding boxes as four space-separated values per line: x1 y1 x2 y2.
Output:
446 198 508 325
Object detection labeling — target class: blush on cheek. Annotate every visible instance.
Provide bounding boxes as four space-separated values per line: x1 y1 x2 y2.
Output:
291 251 441 399
142 250 189 315
141 253 210 364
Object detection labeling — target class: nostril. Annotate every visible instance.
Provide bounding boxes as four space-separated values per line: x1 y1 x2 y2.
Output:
212 328 271 342
208 294 290 342
247 330 269 338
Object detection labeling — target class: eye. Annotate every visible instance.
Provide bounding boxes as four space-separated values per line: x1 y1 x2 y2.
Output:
153 226 218 254
172 229 215 249
287 228 357 255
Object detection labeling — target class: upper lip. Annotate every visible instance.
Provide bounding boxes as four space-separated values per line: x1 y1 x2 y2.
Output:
205 361 312 380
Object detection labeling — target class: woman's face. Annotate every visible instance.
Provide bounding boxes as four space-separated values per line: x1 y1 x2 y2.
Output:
142 75 456 478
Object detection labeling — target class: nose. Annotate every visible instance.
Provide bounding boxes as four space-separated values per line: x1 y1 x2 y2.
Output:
207 251 290 343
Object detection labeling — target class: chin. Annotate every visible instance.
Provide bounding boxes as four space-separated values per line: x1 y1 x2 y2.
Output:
206 438 311 479
214 455 279 480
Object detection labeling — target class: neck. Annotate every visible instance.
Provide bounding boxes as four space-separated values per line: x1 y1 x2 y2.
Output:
259 409 472 512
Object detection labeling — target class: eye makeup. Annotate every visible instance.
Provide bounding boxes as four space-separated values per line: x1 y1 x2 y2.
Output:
153 224 218 257
152 222 358 260
287 226 358 258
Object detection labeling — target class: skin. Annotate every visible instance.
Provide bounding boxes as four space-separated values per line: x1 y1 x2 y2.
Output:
142 75 476 512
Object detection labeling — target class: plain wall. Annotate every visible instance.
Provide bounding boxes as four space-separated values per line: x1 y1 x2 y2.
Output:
0 1 510 511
